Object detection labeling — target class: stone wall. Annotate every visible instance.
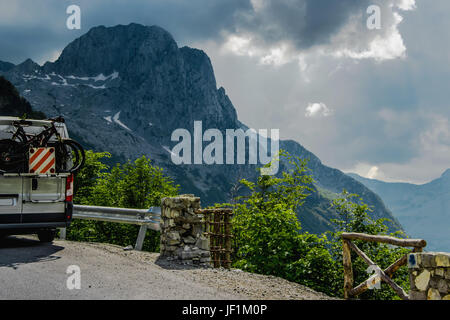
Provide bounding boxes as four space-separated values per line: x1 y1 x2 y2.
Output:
159 195 210 265
408 252 450 300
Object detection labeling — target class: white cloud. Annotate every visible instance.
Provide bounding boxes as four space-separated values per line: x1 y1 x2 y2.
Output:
261 46 289 66
223 35 294 67
333 26 406 61
344 163 385 180
305 103 333 118
395 0 417 11
250 0 266 12
367 166 380 179
220 1 416 67
223 35 254 57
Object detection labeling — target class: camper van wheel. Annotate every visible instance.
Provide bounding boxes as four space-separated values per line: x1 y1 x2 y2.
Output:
37 229 56 243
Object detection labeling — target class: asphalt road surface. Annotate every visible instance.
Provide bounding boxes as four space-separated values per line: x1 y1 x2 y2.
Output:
0 236 332 300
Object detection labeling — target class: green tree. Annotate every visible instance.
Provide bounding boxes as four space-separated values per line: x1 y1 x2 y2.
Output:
73 150 111 204
229 151 339 296
68 152 179 252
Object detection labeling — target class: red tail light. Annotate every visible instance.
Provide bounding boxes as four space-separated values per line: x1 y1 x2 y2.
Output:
66 174 74 202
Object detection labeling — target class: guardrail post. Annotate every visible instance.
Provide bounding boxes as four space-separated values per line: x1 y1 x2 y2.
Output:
135 225 147 251
59 228 67 240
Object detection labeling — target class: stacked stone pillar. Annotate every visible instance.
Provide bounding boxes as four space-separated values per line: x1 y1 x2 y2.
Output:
160 195 210 265
408 252 450 300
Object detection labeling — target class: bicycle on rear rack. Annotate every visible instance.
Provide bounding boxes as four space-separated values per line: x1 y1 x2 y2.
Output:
0 116 85 174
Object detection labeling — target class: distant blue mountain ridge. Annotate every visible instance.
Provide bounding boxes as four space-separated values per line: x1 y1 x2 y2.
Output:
348 170 450 252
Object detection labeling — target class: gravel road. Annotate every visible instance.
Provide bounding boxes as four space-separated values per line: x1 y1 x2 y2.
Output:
0 236 333 300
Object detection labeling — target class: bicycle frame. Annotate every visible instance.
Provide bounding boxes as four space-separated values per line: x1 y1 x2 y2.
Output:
11 121 61 148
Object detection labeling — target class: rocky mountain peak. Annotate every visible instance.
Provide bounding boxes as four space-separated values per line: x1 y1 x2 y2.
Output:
0 60 15 72
43 23 179 78
181 46 217 90
14 59 40 74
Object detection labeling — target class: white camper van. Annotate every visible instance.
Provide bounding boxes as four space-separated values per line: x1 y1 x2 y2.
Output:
0 117 84 243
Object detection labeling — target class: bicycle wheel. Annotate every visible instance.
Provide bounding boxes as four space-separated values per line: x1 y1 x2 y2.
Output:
55 139 85 173
0 139 27 173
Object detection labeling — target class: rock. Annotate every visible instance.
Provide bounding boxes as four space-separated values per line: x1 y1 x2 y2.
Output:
164 218 175 228
415 270 431 291
175 247 183 257
183 236 196 244
167 209 180 219
437 279 448 293
427 288 441 300
180 251 197 260
435 268 445 277
420 253 436 268
179 228 189 235
429 277 439 289
191 225 203 237
167 231 180 240
435 253 450 267
200 250 210 257
409 290 426 300
195 236 209 251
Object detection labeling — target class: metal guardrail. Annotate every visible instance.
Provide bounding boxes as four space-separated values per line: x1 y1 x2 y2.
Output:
59 205 161 251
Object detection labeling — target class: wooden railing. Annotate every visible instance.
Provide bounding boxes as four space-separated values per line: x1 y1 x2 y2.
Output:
341 232 427 300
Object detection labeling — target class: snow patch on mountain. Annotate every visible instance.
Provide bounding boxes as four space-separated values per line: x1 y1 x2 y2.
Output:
113 111 131 131
67 71 119 82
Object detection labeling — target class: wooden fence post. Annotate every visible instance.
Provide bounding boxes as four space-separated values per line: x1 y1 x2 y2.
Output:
343 239 353 299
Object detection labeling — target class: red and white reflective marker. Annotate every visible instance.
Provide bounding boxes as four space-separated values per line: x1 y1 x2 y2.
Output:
29 147 56 174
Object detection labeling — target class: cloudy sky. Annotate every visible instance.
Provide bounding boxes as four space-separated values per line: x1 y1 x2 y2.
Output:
0 0 448 184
